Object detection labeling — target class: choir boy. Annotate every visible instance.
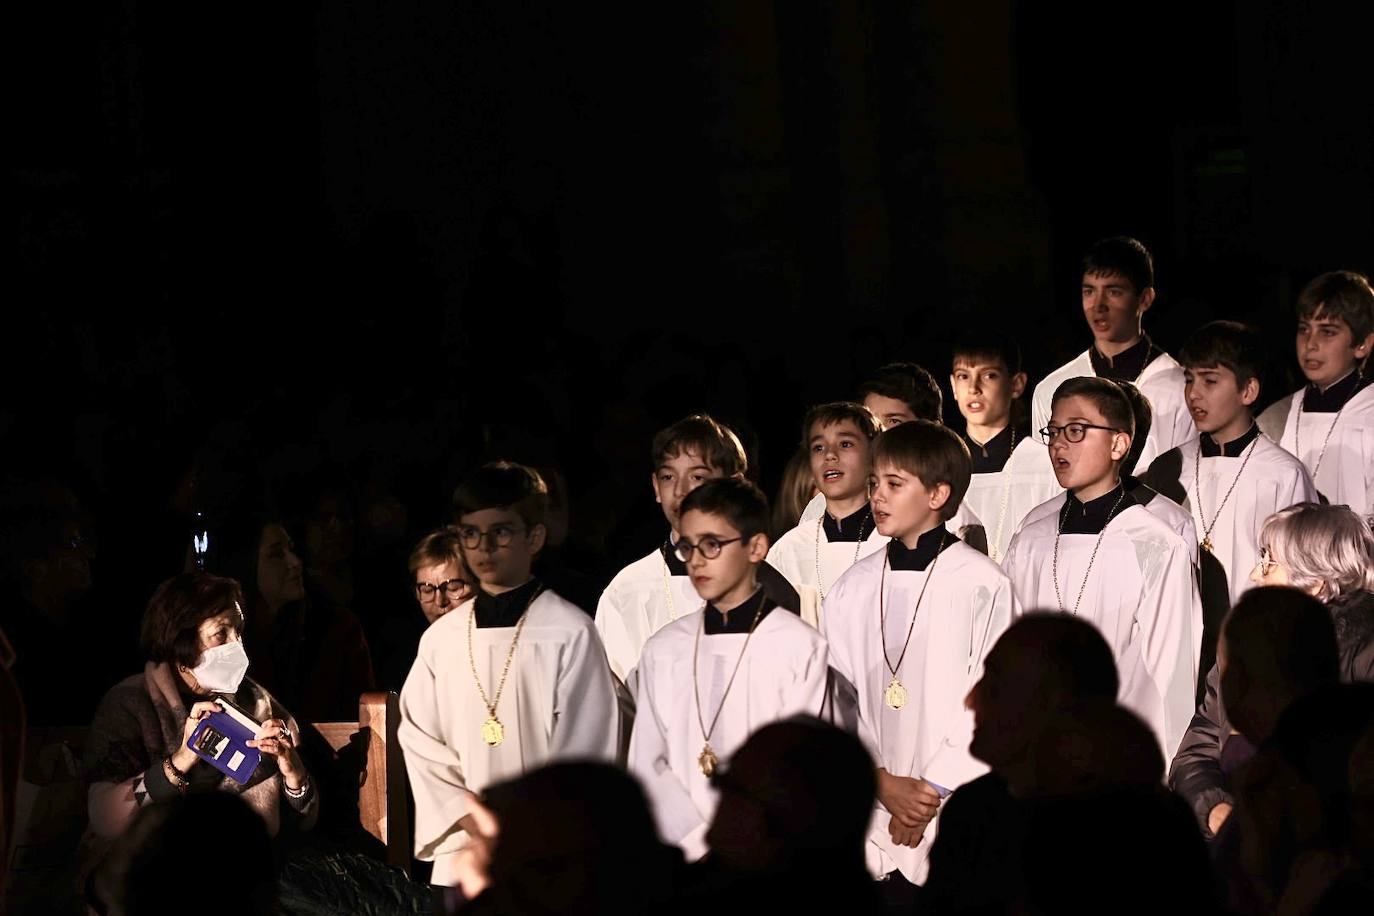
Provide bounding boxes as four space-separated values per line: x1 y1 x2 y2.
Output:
1277 270 1374 517
628 478 827 860
1031 236 1193 475
821 420 1013 891
398 462 621 886
1003 378 1200 759
771 402 889 627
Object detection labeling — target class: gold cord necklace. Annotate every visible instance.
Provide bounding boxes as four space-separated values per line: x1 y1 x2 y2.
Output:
692 589 768 776
467 584 544 747
661 540 679 622
1193 431 1258 554
985 428 1019 563
1295 390 1351 482
813 507 871 600
878 532 946 710
1052 487 1128 615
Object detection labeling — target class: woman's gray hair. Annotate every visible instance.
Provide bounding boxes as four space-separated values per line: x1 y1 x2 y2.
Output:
1259 502 1374 599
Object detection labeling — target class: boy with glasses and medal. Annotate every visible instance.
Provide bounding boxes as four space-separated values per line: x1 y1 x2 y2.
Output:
1003 377 1200 761
820 420 1013 900
627 478 827 861
398 462 620 888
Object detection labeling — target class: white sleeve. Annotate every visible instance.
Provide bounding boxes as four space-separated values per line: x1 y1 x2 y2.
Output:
626 652 709 853
397 647 472 861
1032 379 1053 448
549 622 622 763
595 582 636 684
1116 540 1201 761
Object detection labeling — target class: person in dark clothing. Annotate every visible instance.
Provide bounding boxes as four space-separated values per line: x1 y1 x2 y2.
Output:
923 613 1119 915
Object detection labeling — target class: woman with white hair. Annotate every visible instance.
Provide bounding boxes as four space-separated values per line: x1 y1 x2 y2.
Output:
1169 502 1374 839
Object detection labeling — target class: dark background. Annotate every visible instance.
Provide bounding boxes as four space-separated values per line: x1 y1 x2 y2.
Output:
9 1 1373 641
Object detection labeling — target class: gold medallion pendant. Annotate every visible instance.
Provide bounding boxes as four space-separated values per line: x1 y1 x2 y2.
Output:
1200 537 1214 553
698 743 719 777
885 677 908 710
481 717 505 747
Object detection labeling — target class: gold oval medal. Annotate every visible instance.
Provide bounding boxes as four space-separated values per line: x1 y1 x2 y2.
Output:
885 679 908 710
481 717 505 747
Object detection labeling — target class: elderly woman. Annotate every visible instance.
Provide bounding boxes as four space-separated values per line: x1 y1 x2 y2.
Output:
82 573 317 875
1169 502 1374 838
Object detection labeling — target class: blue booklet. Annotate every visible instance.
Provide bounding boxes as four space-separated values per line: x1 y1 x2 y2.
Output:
187 697 263 785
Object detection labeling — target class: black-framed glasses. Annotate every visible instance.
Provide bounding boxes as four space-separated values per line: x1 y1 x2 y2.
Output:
457 524 526 550
1039 422 1124 444
675 535 743 562
415 578 469 601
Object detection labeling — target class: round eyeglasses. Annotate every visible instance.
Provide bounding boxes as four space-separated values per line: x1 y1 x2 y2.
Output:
456 523 526 550
674 535 743 562
415 578 469 601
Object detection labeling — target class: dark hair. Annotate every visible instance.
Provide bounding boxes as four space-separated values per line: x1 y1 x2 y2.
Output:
1295 270 1374 342
1113 380 1153 476
1222 586 1340 702
679 477 770 541
999 612 1120 703
1178 320 1265 386
856 362 943 421
872 420 971 521
650 414 748 477
1051 376 1136 438
407 527 464 575
140 573 245 669
951 331 1023 376
452 461 549 529
1081 236 1155 293
800 401 880 446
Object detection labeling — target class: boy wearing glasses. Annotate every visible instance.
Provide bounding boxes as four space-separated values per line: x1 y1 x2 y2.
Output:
596 415 799 685
821 420 1012 896
627 478 827 860
399 462 620 887
770 402 889 628
1276 270 1374 517
1030 237 1193 476
1003 377 1200 760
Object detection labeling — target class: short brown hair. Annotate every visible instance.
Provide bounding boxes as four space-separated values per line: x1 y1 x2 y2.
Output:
140 573 245 669
1051 377 1136 439
1296 270 1374 342
408 527 465 575
651 415 748 477
800 401 880 446
452 462 549 529
872 420 971 521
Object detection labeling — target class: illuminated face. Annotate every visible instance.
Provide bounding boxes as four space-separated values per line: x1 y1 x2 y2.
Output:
257 524 306 609
678 509 767 606
414 559 470 624
196 608 243 656
1082 271 1154 348
871 460 947 543
807 419 872 507
950 359 1026 429
1184 364 1259 437
1045 395 1131 492
458 508 545 592
1296 312 1373 390
862 393 918 430
652 448 727 534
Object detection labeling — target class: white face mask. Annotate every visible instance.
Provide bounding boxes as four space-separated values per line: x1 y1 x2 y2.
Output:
190 640 250 694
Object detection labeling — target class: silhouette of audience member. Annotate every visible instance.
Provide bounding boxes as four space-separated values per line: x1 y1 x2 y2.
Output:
1173 586 1343 841
445 762 683 915
1228 684 1374 914
204 513 374 722
89 792 276 916
681 717 879 915
0 626 22 900
923 614 1120 915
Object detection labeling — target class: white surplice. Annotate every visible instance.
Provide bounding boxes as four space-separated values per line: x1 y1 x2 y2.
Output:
1168 434 1318 605
1002 501 1201 760
1031 349 1193 476
399 589 621 884
1278 385 1374 520
962 437 1066 563
770 515 890 629
800 493 987 553
627 607 828 860
596 547 704 684
821 542 1014 883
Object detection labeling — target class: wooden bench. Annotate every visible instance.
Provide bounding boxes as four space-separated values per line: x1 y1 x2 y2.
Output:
5 691 412 910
